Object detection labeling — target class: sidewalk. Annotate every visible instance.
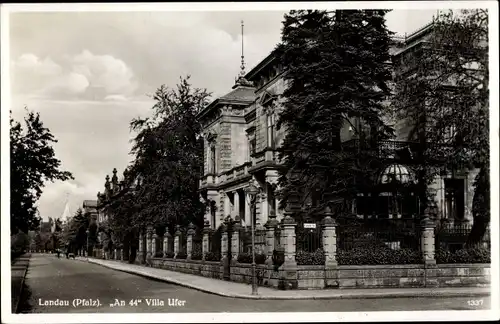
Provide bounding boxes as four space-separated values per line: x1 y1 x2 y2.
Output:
11 253 31 313
77 257 490 300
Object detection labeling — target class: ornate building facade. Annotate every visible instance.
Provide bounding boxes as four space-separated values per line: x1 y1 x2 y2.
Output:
197 21 478 231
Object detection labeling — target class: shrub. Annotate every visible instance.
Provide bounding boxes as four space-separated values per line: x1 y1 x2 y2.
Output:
296 249 325 265
154 251 163 258
191 251 203 260
435 246 490 264
337 246 422 265
237 252 267 264
176 251 187 259
164 251 175 259
204 251 221 262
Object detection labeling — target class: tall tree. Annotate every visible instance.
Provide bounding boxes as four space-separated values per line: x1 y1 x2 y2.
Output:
392 9 489 243
104 76 210 242
10 109 73 234
275 10 395 217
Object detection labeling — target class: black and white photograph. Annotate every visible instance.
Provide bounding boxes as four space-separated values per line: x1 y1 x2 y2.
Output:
1 2 498 323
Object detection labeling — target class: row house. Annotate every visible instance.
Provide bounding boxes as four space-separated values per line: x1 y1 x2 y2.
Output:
197 21 478 231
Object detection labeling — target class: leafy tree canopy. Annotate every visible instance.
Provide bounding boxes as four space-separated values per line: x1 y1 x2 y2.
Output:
10 108 73 234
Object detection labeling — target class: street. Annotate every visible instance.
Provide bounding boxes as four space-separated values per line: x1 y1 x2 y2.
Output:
19 254 490 313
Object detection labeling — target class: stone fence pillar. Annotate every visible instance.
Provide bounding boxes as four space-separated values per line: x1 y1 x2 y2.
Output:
202 221 211 260
264 213 279 266
322 207 339 288
421 217 437 266
138 231 144 263
146 226 153 258
187 223 195 260
174 225 181 257
221 224 229 258
152 234 158 256
231 216 241 262
280 211 298 289
282 214 297 267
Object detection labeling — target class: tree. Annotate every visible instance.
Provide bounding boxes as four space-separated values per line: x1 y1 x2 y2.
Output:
101 76 209 260
275 10 395 217
127 76 210 231
10 109 73 234
60 208 90 253
392 9 489 243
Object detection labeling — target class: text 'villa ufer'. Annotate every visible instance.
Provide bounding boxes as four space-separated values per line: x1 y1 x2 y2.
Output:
110 298 186 307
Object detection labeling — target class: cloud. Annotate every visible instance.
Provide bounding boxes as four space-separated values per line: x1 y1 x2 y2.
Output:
11 50 138 101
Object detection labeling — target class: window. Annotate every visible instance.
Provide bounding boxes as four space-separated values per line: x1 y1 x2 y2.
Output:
249 138 256 156
267 112 276 149
210 201 216 229
210 145 216 174
444 179 465 220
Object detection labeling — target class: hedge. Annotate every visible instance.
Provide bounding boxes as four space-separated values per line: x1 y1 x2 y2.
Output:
337 247 422 265
176 251 187 259
204 251 221 262
164 251 175 258
296 249 325 265
237 252 267 264
435 246 490 264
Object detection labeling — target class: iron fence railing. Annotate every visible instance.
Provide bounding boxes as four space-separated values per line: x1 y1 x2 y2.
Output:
210 227 222 255
239 227 266 253
435 220 490 252
337 218 421 251
296 222 323 252
192 232 203 255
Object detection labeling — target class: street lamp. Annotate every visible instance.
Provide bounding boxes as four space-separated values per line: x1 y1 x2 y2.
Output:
244 179 260 295
86 229 90 261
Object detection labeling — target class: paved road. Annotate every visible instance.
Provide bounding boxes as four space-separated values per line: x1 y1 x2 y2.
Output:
19 254 490 313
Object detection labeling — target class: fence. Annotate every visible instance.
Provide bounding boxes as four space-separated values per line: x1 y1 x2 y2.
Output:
239 227 266 253
296 223 323 253
210 227 222 255
192 231 203 259
337 217 420 251
435 221 490 252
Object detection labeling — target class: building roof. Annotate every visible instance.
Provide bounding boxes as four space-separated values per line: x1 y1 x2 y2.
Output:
219 85 256 102
83 200 97 208
197 84 256 120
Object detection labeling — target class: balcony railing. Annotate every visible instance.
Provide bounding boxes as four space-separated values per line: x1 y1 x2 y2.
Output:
343 139 419 159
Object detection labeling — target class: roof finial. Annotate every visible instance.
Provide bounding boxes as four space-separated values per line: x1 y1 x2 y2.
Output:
239 20 245 77
233 20 253 88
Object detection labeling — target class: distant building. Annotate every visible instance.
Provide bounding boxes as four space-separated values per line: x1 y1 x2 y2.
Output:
83 200 98 223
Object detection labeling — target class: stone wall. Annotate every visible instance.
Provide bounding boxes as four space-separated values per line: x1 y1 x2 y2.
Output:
426 264 490 287
148 259 490 290
150 258 221 279
338 265 425 288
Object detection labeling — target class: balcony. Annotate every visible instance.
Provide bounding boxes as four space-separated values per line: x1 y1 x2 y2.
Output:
342 139 419 161
343 139 459 164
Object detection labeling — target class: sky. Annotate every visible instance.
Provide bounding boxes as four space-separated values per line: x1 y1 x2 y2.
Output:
7 7 440 221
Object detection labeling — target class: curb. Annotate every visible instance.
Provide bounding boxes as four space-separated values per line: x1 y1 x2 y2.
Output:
13 253 31 313
85 259 491 300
